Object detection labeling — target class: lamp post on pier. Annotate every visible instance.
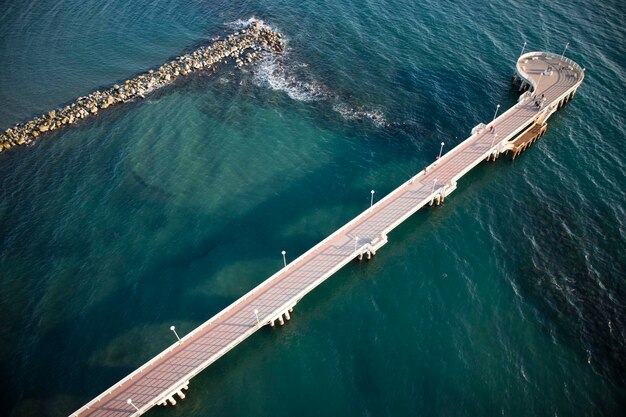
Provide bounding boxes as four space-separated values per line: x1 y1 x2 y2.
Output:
519 41 527 57
281 250 287 267
127 399 139 412
170 326 181 343
370 190 375 208
560 41 570 63
437 142 445 160
492 104 501 121
253 309 260 324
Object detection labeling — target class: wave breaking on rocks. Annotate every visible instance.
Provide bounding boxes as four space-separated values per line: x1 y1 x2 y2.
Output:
250 54 389 127
0 19 284 155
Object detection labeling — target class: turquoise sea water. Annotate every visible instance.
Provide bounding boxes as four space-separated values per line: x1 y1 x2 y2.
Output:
1 0 625 416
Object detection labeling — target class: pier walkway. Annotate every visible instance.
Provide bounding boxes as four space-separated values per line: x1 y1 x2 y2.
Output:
71 51 584 417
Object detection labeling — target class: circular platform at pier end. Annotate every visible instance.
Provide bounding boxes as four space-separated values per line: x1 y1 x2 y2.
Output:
516 51 585 102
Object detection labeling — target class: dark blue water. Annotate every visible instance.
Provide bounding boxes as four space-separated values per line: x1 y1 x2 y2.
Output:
1 1 625 416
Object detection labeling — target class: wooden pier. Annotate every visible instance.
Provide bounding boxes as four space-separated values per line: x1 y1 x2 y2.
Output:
71 51 584 417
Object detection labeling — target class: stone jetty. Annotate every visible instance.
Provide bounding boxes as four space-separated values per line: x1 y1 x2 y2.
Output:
0 21 284 154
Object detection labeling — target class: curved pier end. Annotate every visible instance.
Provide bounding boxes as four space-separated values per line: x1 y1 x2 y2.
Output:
515 51 584 110
502 51 585 158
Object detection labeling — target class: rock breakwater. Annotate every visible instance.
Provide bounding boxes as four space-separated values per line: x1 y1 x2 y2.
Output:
0 21 284 154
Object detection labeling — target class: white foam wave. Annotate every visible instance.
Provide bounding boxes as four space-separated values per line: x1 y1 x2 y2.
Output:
225 16 268 30
332 103 387 127
232 19 389 127
250 55 389 127
252 55 328 102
